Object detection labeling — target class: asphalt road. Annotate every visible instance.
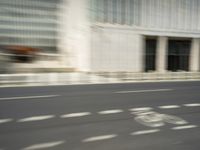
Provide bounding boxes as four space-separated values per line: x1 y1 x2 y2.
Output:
0 81 200 150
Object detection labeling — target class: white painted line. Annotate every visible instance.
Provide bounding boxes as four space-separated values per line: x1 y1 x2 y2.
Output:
18 115 55 122
162 114 188 125
60 112 91 118
158 105 180 109
0 95 59 101
183 103 200 107
115 89 173 94
22 140 65 150
0 118 13 124
131 129 160 135
98 109 123 114
129 107 152 112
172 125 198 130
82 134 117 142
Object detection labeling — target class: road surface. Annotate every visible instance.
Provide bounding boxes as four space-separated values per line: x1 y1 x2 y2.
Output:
0 81 200 150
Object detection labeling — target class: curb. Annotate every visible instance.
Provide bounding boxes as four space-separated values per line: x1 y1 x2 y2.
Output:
0 72 200 87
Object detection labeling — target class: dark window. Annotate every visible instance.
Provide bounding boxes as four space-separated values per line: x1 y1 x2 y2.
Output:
167 40 191 71
145 38 157 72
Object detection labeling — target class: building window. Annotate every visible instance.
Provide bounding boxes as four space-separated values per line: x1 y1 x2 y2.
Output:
167 40 191 72
91 0 140 25
144 38 157 72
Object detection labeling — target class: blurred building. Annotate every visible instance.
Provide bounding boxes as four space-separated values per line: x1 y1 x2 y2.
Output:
0 0 63 71
0 0 200 73
0 0 58 52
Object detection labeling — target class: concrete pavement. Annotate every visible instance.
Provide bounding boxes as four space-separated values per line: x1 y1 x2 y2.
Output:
0 81 200 150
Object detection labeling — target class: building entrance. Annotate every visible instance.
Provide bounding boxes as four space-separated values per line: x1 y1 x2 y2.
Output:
167 40 191 71
145 38 157 72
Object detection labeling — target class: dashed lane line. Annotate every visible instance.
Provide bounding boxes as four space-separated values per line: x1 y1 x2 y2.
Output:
0 118 13 124
22 140 65 150
183 103 200 107
131 129 160 135
172 125 198 130
129 107 152 111
98 109 123 114
158 105 180 109
17 115 55 122
82 134 117 142
115 89 173 94
1 102 200 124
60 112 91 118
0 95 59 101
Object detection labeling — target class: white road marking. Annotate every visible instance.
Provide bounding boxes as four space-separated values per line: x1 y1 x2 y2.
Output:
18 115 55 122
183 103 200 107
82 134 117 142
60 112 91 118
98 109 123 114
131 129 160 135
134 115 165 127
115 89 173 94
129 107 152 112
162 114 188 125
22 140 65 150
0 118 13 124
0 95 59 101
158 105 180 109
172 125 198 130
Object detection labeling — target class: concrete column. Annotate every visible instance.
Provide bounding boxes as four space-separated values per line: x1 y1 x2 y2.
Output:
57 0 91 71
156 36 168 72
57 0 72 68
190 38 200 72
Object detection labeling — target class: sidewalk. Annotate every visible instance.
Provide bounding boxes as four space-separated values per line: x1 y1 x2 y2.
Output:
0 72 200 87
